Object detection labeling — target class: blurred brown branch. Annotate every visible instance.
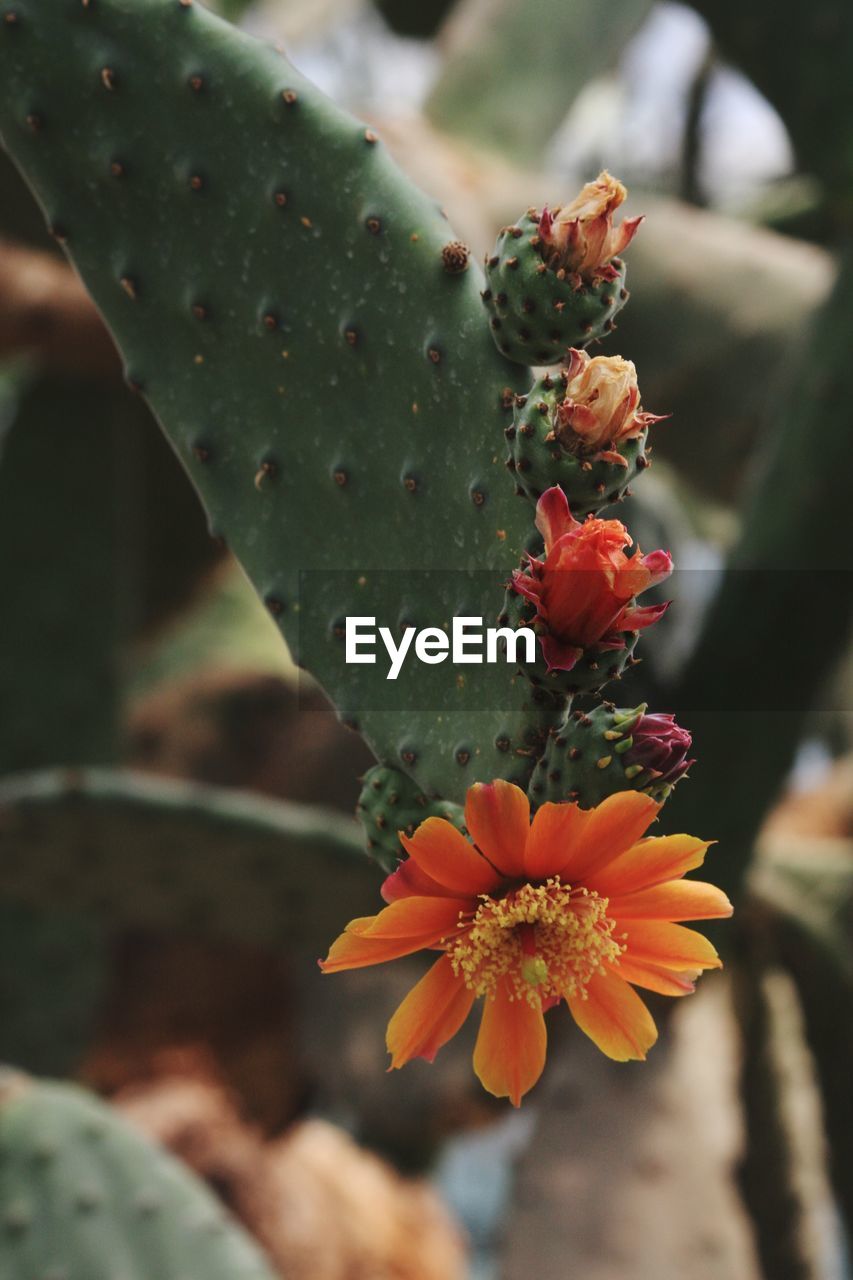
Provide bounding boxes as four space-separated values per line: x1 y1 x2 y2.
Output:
0 238 119 377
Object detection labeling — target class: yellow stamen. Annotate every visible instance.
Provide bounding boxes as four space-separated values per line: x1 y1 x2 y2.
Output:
444 878 622 1008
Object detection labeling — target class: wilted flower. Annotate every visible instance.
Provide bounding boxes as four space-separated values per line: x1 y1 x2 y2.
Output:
539 171 643 284
511 486 672 673
321 782 729 1105
552 348 668 465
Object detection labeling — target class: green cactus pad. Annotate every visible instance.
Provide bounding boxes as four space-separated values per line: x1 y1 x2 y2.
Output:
0 768 378 947
357 763 465 872
508 372 647 516
525 636 639 699
483 213 628 365
0 0 554 805
0 1071 278 1280
528 702 678 809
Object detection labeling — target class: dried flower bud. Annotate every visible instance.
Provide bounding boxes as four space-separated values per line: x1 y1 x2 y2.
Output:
554 349 668 465
539 171 643 284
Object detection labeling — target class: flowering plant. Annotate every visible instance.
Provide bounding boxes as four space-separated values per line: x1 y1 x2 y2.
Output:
323 782 728 1105
511 486 671 672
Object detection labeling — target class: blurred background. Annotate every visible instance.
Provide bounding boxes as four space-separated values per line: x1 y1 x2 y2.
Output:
0 0 851 1277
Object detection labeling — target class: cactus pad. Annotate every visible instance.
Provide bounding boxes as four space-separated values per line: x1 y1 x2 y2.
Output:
356 764 465 872
0 0 552 804
0 1071 278 1280
483 213 627 365
0 768 377 947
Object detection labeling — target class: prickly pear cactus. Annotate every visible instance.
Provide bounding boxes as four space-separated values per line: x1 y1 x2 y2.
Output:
356 764 464 871
0 0 549 805
0 1 680 864
508 372 647 514
0 1070 278 1280
483 211 628 364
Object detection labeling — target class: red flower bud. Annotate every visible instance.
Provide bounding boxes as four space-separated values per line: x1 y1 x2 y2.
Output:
511 487 671 672
627 712 695 791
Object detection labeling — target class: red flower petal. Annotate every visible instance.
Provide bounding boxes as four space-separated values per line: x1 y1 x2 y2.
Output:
382 859 448 903
534 486 578 554
617 600 670 632
539 633 584 672
640 548 673 586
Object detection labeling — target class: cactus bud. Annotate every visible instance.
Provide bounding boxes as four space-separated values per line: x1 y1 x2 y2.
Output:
358 764 465 876
509 355 666 515
510 486 671 692
528 704 693 810
483 173 642 365
624 712 694 792
555 349 666 464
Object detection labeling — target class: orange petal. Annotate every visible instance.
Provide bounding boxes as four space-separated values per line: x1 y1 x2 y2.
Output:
588 834 712 896
349 896 470 939
608 878 732 922
320 896 469 973
320 930 424 972
566 971 657 1060
556 791 659 883
386 955 475 1068
400 817 500 896
382 858 448 903
464 781 530 878
524 801 591 881
621 920 721 972
609 956 699 997
472 980 547 1106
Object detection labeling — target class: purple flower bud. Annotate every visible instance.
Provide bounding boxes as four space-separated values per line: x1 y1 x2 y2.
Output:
626 712 694 792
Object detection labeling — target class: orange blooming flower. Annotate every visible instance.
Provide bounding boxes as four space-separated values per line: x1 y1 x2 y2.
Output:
554 348 668 466
539 171 643 284
321 783 730 1106
511 486 672 672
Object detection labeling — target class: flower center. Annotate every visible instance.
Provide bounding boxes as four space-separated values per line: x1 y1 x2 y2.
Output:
444 878 623 1007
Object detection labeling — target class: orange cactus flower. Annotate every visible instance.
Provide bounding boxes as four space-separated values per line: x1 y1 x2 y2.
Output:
554 348 668 466
539 171 643 284
511 486 672 672
320 782 730 1106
